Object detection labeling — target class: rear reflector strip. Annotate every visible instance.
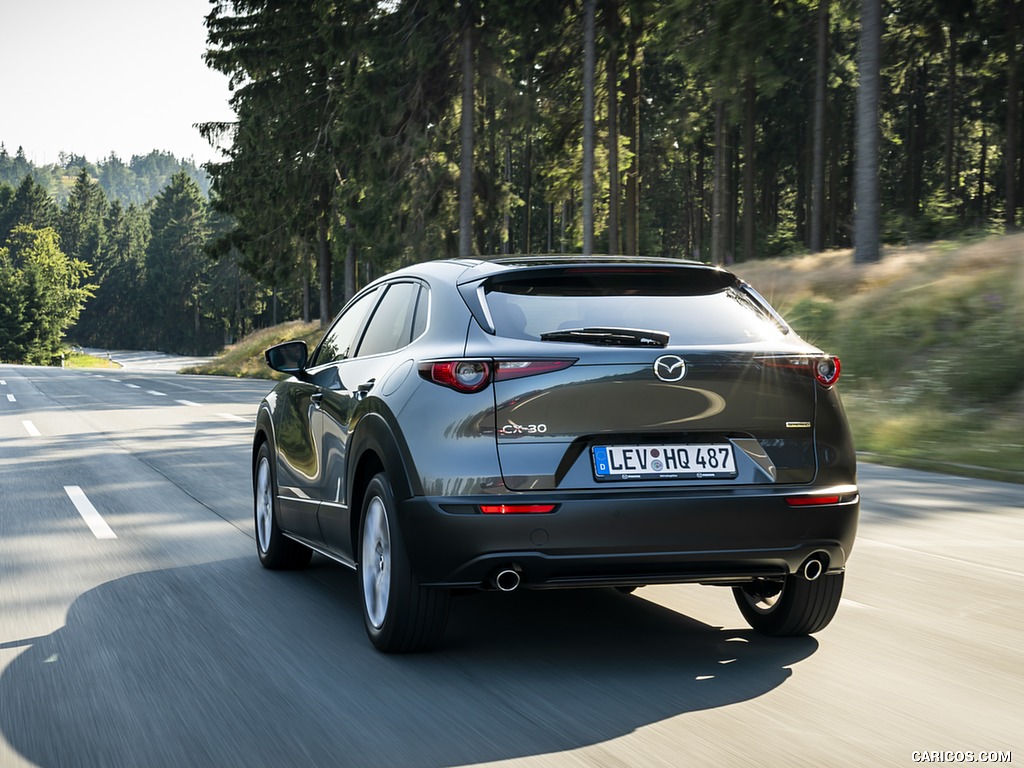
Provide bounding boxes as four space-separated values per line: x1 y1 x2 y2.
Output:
786 495 841 507
480 504 556 515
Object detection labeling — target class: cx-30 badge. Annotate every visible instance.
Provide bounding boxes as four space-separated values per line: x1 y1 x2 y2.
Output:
654 355 687 382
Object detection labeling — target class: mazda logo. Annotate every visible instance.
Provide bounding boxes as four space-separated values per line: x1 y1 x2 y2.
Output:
654 355 687 382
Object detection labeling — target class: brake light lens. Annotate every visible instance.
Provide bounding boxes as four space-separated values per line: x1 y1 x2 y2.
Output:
426 361 491 393
494 359 575 381
421 359 575 392
480 504 556 514
814 356 841 387
759 355 841 388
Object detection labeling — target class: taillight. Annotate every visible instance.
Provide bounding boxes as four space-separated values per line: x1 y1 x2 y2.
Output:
759 355 841 388
421 359 575 392
424 361 492 393
813 356 841 387
480 504 556 514
494 359 575 381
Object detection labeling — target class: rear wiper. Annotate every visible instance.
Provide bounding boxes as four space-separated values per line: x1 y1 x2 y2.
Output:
539 327 669 347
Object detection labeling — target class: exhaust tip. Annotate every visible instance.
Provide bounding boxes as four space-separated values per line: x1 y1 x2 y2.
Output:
801 557 825 581
494 568 521 592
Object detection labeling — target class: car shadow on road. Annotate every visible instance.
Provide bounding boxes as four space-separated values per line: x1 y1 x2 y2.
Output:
1 556 817 768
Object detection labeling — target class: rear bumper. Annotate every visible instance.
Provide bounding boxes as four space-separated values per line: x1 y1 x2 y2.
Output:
396 486 859 589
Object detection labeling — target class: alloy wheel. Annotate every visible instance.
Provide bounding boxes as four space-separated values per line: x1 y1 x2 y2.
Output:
361 496 392 630
255 456 273 554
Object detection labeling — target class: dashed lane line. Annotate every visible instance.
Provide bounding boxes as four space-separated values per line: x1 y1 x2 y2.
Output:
6 393 15 402
217 413 251 423
176 400 201 407
64 486 117 540
124 384 140 389
22 420 41 437
147 390 167 397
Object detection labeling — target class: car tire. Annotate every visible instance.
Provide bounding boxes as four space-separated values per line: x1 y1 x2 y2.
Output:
254 441 312 570
358 473 449 653
732 571 844 636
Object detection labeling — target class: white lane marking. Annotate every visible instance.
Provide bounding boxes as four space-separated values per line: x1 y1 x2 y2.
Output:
109 378 121 383
176 400 201 407
125 383 141 389
64 486 117 540
215 411 248 423
22 420 41 437
217 413 250 423
147 390 167 397
0 380 6 385
6 393 15 402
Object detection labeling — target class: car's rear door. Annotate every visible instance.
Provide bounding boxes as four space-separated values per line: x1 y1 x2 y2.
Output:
317 280 428 557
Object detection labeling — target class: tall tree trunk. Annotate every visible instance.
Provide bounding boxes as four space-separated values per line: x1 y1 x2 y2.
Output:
503 142 512 254
606 0 621 254
623 5 642 255
1006 0 1020 230
524 134 533 252
810 0 829 252
459 17 475 258
317 185 332 326
695 135 705 260
582 0 597 255
743 74 756 261
945 28 958 199
711 96 727 265
854 0 882 264
345 212 356 303
302 272 311 323
979 123 988 222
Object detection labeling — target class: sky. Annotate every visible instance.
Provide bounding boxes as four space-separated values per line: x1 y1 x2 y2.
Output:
0 0 235 166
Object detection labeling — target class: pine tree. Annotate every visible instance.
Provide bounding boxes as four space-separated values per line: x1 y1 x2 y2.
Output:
146 172 211 354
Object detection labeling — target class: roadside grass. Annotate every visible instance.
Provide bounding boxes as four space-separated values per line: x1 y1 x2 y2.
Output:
182 320 321 379
733 232 1024 483
63 350 120 369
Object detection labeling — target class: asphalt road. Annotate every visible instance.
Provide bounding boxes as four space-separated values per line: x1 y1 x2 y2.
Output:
1 363 1021 768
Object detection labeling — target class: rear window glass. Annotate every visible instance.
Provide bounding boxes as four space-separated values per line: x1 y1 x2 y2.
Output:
484 269 784 345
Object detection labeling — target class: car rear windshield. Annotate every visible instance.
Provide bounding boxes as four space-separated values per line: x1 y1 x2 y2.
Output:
483 267 786 345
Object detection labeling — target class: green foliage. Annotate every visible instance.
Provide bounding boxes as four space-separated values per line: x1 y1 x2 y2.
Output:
145 172 217 354
0 225 95 364
0 144 210 207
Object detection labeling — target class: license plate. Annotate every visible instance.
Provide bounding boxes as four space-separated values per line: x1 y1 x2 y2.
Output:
592 443 736 480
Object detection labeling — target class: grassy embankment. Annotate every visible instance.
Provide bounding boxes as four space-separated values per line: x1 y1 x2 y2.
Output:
732 233 1024 483
188 234 1024 482
182 320 323 379
63 351 120 369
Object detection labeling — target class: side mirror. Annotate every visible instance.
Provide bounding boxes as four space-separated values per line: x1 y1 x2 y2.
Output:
265 340 308 374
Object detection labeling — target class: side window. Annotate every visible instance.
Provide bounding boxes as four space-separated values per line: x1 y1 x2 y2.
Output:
356 282 422 357
311 288 380 367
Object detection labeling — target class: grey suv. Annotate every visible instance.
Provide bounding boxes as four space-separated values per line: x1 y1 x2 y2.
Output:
253 257 859 652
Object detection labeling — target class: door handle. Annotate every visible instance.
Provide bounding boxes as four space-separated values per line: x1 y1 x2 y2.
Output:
311 392 324 406
356 379 376 401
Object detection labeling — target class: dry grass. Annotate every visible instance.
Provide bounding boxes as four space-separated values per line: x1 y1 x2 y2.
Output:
732 233 1024 309
182 320 322 379
736 233 1024 482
